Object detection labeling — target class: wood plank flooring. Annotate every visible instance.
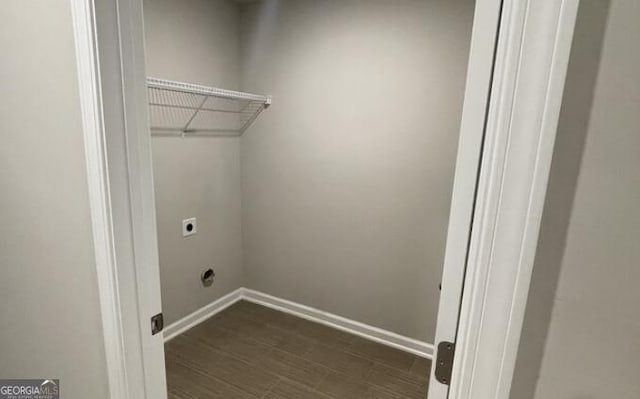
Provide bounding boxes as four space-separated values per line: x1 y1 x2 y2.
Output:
165 300 431 399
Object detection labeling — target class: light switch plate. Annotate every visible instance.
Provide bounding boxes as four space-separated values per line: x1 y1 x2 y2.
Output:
182 218 197 237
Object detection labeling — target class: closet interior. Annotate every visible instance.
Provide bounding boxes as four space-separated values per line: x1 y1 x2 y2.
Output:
142 0 476 397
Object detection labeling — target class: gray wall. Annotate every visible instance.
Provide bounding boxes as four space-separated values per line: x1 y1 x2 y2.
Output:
143 0 245 324
512 1 640 397
240 0 474 341
0 1 109 398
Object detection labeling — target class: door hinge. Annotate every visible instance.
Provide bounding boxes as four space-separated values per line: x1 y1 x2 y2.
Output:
434 341 455 385
151 313 164 335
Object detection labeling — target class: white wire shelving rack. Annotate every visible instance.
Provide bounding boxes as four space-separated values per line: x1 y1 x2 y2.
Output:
146 77 272 137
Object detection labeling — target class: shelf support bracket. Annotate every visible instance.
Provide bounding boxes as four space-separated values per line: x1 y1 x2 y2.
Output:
182 95 209 135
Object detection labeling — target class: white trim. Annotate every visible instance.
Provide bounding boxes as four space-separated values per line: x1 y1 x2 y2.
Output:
108 0 168 396
427 0 504 397
243 289 433 359
163 289 245 341
73 0 167 398
70 1 128 398
162 288 434 359
81 0 582 397
448 1 580 399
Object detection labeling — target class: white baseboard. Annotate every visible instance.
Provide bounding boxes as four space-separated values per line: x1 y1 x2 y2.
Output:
163 288 244 341
163 287 433 359
242 289 433 359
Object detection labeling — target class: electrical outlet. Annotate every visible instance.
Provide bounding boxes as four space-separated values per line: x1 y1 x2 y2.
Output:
182 218 197 237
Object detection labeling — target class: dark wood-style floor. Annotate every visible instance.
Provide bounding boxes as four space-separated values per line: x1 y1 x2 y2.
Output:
165 300 431 399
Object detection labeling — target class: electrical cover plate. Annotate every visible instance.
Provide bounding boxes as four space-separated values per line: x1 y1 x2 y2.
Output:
182 218 197 237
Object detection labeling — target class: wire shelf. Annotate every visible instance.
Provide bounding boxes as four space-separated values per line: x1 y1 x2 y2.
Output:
147 77 271 136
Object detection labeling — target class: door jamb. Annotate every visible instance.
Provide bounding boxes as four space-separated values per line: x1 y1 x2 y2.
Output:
70 0 580 398
427 0 504 396
70 1 130 397
70 0 166 398
445 1 580 398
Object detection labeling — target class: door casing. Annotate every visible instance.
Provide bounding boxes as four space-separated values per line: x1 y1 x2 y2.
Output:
432 1 580 398
70 0 580 398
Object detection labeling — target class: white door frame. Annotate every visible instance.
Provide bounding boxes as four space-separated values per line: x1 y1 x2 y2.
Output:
428 0 503 396
70 0 166 398
429 1 579 397
69 0 580 398
445 1 579 398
